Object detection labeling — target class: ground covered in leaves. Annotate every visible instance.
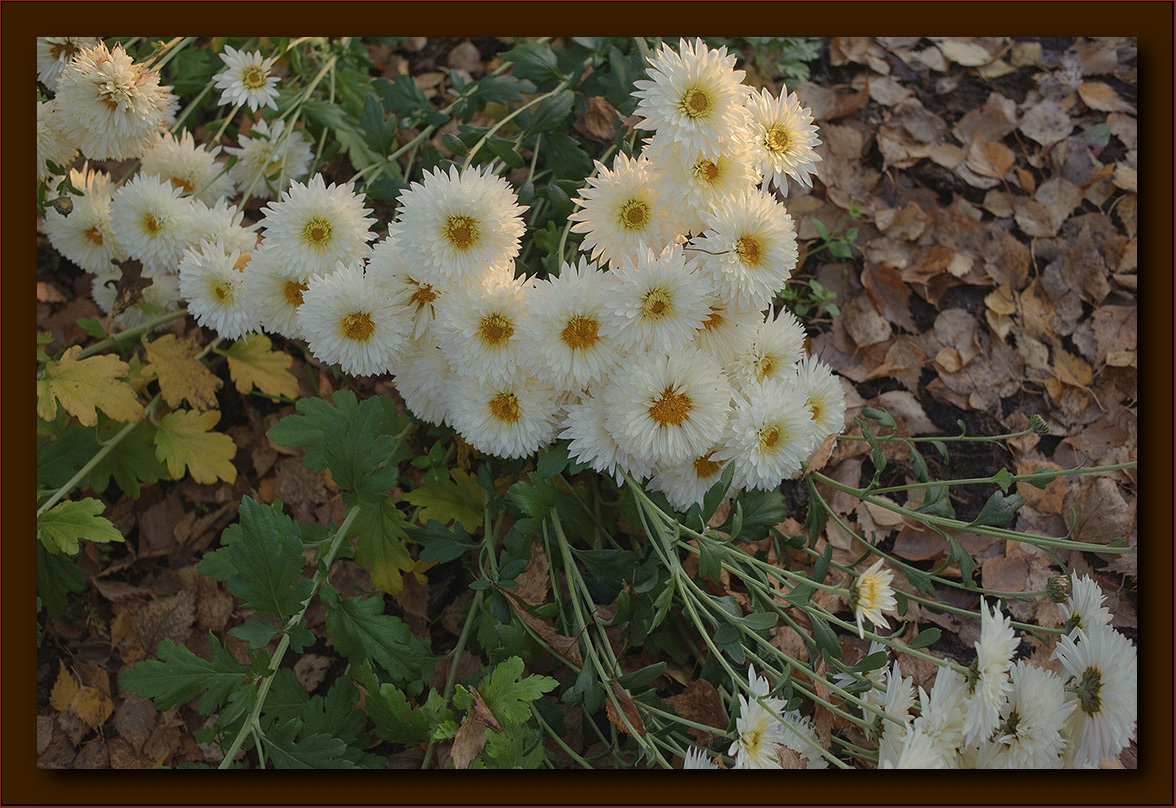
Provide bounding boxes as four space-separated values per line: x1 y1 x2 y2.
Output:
36 36 1137 769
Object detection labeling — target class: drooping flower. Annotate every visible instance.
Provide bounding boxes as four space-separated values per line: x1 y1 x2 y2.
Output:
794 355 848 451
644 131 759 236
1053 623 1137 768
851 558 897 639
390 338 453 428
912 666 969 768
367 233 444 341
213 45 280 112
1058 573 1114 636
648 447 729 513
560 391 654 485
879 726 946 769
725 308 807 391
689 293 765 367
962 599 1020 746
875 660 915 767
729 666 790 769
241 242 308 339
986 661 1072 768
682 746 720 769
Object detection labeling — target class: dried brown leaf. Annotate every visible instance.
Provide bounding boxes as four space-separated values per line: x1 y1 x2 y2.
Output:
665 680 727 744
1019 99 1073 147
144 334 222 411
1078 81 1135 113
965 134 1015 180
605 682 647 737
512 539 551 608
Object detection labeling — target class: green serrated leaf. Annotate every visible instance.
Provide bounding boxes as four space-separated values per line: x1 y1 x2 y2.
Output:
321 583 432 690
486 137 525 168
500 40 562 88
536 441 571 479
321 396 401 504
724 489 788 542
479 656 558 726
226 497 313 619
37 498 124 555
37 542 86 617
351 498 414 595
262 718 361 769
119 633 251 715
228 617 280 650
407 519 478 563
87 420 170 498
403 468 484 531
266 390 360 471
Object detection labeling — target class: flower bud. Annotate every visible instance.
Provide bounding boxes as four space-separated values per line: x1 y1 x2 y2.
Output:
1047 574 1072 603
1029 414 1049 436
53 193 73 217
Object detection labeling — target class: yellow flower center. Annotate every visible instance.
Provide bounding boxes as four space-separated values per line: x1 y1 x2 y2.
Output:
808 400 823 422
341 311 375 341
489 392 521 423
758 425 781 451
856 576 885 610
693 452 721 479
302 217 333 248
170 176 195 194
410 281 438 309
444 215 479 250
50 41 81 62
617 198 651 231
755 355 776 383
679 86 713 119
560 315 599 350
211 279 235 304
691 158 720 184
648 386 692 427
240 65 269 91
640 288 672 321
479 313 514 345
83 227 104 246
264 157 284 177
702 307 724 332
284 280 308 306
143 214 162 235
735 235 763 267
764 123 792 154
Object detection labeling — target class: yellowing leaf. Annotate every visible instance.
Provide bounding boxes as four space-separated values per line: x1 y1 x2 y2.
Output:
225 334 299 399
144 335 222 410
1078 81 1135 113
154 409 238 484
403 468 484 531
50 661 114 730
37 498 125 555
37 346 143 426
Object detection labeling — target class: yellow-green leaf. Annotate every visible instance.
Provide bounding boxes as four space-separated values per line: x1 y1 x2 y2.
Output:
402 468 484 531
37 498 125 555
37 346 143 427
154 409 238 484
224 334 299 399
144 335 222 410
352 499 414 596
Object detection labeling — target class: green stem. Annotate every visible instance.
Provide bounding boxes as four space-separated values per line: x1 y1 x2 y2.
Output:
171 83 212 134
464 78 575 166
421 589 484 769
75 309 186 359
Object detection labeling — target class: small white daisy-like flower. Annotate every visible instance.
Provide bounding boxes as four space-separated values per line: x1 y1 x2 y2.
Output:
54 41 177 161
560 392 654 485
433 268 533 386
43 165 127 274
395 164 527 290
448 371 561 460
794 355 848 450
213 45 280 112
140 131 234 205
1053 624 1137 768
913 666 969 768
367 235 444 341
297 261 410 376
569 153 679 269
682 746 719 770
987 661 1072 768
110 173 197 276
187 198 259 257
258 174 376 281
744 86 822 194
776 709 829 769
37 37 102 89
598 243 711 355
725 308 807 390
690 293 765 367
602 346 731 468
225 117 313 200
91 265 183 329
632 38 752 161
644 131 759 236
879 726 946 769
963 599 1020 747
1058 573 1114 636
241 243 308 339
729 666 790 770
876 660 916 767
390 338 453 427
37 100 78 182
690 188 799 312
648 447 729 513
851 558 897 639
713 377 816 491
524 258 622 392
178 240 258 340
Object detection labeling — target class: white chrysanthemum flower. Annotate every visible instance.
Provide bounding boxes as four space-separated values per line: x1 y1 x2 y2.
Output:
682 746 719 770
986 661 1072 768
569 153 679 269
54 42 177 161
258 174 376 281
598 243 710 355
648 447 729 513
632 38 752 161
776 709 829 769
37 37 102 89
241 243 307 339
851 558 897 639
140 131 234 205
186 198 259 257
213 45 279 112
726 308 806 390
876 660 916 767
390 338 453 427
37 100 77 182
110 173 197 276
394 164 527 290
91 265 183 329
225 118 313 200
560 392 654 485
690 293 764 366
713 378 816 491
602 346 730 468
744 86 822 194
1053 624 1137 768
794 355 848 449
644 131 759 236
297 262 410 376
729 666 790 769
367 235 444 341
1059 574 1114 636
523 258 622 392
963 599 1020 746
913 666 969 768
448 372 561 460
879 726 946 769
433 268 533 386
177 240 258 340
43 165 127 274
690 188 799 312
